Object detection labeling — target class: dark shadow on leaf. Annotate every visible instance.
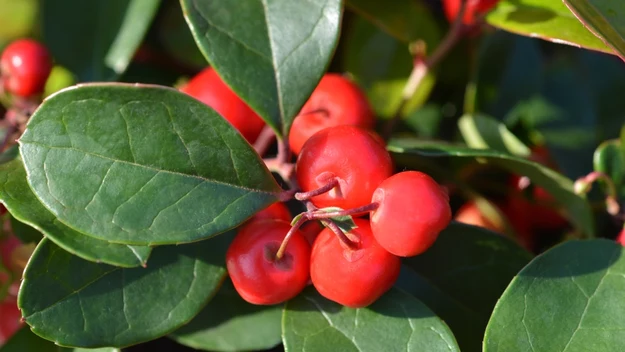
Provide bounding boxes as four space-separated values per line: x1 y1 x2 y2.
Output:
505 0 556 24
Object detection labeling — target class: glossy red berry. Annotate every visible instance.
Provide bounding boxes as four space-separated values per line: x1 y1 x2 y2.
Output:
510 175 568 231
616 228 625 246
370 171 451 257
296 125 393 209
0 39 53 97
443 0 499 25
454 200 502 233
251 202 292 223
180 67 265 143
226 219 310 305
310 219 400 308
0 297 22 346
289 73 374 155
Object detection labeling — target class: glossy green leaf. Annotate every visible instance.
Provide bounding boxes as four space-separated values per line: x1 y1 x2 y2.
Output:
19 234 232 348
484 239 625 351
0 327 116 352
564 0 625 61
343 17 438 119
181 0 343 136
19 84 281 245
282 287 460 352
104 0 162 75
10 215 43 244
345 0 441 43
170 280 282 352
387 138 594 236
593 138 625 199
0 326 67 352
398 222 531 352
485 0 613 55
458 114 531 156
42 0 160 81
0 160 151 267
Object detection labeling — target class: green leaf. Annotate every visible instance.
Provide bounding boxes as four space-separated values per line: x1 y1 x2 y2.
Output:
180 0 343 137
593 138 625 199
0 327 115 352
0 145 19 165
343 17 437 119
0 160 150 267
485 0 614 55
345 0 441 44
42 0 160 81
458 114 531 157
387 138 594 236
282 287 460 352
10 215 43 244
19 84 280 245
398 222 531 352
19 234 232 348
170 280 282 352
315 207 358 234
484 239 625 351
564 0 625 62
0 326 67 352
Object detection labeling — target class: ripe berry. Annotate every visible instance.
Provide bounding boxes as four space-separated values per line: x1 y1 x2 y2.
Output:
370 171 451 257
180 67 265 143
442 0 499 25
0 39 53 97
289 73 374 155
226 219 310 305
0 297 21 345
296 125 393 209
616 228 625 246
310 219 400 308
510 175 567 231
454 200 503 233
251 202 291 223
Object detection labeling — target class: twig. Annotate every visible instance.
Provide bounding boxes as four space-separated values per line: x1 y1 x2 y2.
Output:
382 0 469 140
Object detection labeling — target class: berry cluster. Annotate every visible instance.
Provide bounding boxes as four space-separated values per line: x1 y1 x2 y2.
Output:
181 69 452 308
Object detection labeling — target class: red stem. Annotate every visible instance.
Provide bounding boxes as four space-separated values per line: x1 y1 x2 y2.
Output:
309 202 379 219
320 219 359 249
275 213 309 260
295 178 339 201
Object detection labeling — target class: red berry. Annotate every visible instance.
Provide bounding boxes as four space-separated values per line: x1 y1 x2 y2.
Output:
0 235 21 272
301 220 323 246
0 296 22 346
616 228 625 246
0 39 52 97
370 171 451 257
510 175 568 231
226 220 310 305
296 125 393 209
251 202 291 223
180 67 266 143
442 0 499 25
310 219 400 308
289 74 374 155
454 200 502 233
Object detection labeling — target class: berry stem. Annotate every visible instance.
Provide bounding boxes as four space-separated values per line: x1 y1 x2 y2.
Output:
574 171 621 216
275 214 308 260
310 202 379 219
320 219 359 249
382 0 468 140
253 125 276 157
295 178 339 201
